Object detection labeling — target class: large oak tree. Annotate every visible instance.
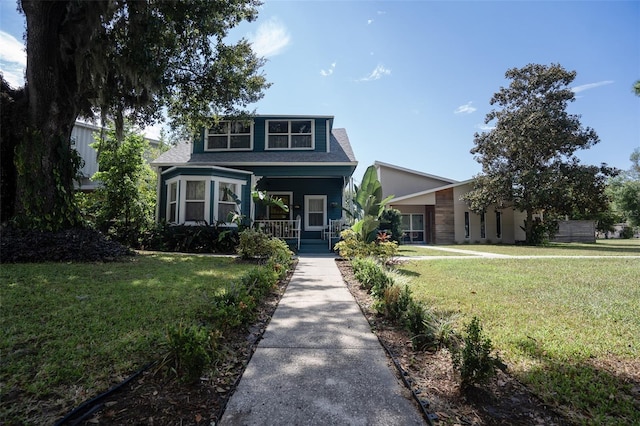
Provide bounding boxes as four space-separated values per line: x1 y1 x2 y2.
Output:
1 0 269 230
462 63 615 244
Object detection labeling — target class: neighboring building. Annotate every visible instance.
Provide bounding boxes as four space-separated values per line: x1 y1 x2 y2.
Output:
375 161 527 244
151 115 358 248
71 121 160 191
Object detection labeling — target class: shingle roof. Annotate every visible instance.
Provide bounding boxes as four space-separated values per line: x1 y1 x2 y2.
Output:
152 128 357 167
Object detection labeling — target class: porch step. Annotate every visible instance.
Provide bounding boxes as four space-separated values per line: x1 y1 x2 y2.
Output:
297 238 331 254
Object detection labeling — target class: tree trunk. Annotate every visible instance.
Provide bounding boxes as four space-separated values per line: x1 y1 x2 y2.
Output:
524 209 534 245
15 1 107 230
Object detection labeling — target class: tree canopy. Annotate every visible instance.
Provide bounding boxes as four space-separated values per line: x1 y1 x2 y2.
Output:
462 63 615 244
1 0 269 230
608 148 640 228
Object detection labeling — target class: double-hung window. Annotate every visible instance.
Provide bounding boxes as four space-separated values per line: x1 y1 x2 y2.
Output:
266 120 314 149
304 195 326 231
168 181 178 223
206 121 252 151
218 182 238 223
185 180 206 222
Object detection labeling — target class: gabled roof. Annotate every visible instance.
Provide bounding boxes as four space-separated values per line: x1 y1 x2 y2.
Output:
374 161 458 184
389 179 473 203
152 128 357 167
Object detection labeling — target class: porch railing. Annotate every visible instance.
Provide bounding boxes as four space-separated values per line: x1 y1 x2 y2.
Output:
255 219 301 250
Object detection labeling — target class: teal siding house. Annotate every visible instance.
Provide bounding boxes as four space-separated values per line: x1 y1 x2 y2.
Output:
152 115 357 247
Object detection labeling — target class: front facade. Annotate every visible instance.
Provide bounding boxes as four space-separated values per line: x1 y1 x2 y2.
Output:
375 161 526 244
152 115 357 241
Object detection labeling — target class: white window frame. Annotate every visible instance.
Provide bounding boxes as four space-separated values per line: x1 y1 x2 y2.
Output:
167 180 179 224
205 121 253 151
165 176 214 225
304 195 326 231
182 178 210 224
214 179 245 225
265 119 315 150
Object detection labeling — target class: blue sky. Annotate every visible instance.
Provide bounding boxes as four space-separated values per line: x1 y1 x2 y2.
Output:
1 1 639 183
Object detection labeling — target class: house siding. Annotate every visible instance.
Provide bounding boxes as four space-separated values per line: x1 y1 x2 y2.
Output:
193 117 330 154
435 188 455 244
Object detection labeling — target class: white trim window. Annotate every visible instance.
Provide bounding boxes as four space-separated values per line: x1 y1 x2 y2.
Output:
184 180 207 222
266 119 314 150
206 121 253 151
217 181 239 224
304 195 326 231
167 180 179 223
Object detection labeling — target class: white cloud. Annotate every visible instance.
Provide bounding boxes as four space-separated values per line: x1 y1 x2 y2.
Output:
454 101 477 114
377 11 386 15
359 64 391 82
367 19 373 25
0 31 26 87
248 17 290 58
320 62 336 77
476 123 495 131
571 80 614 93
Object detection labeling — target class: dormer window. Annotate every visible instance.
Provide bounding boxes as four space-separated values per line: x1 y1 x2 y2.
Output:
206 121 252 151
266 119 314 150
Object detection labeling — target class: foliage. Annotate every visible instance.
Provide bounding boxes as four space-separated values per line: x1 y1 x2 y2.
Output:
607 148 640 227
382 284 413 323
5 0 269 232
89 124 156 246
140 223 239 253
344 165 394 243
0 227 132 263
462 63 615 244
237 228 271 259
520 217 559 245
164 323 220 383
351 257 392 297
619 225 635 239
334 229 399 263
404 299 438 351
205 281 257 331
379 208 404 243
451 316 497 389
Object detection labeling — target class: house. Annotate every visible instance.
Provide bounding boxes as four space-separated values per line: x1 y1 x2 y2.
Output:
71 121 160 191
375 161 527 244
152 115 358 251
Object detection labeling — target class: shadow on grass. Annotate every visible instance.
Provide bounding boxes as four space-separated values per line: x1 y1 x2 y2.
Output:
514 337 640 424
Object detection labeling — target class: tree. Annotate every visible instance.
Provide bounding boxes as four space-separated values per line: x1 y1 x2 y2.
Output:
608 148 640 228
344 165 394 242
462 63 615 244
2 0 269 231
88 124 157 245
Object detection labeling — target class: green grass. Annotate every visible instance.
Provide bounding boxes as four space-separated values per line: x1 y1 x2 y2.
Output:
440 238 640 256
399 256 640 424
1 254 250 423
398 245 473 256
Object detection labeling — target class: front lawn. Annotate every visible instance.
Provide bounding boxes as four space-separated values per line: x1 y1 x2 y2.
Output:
1 254 250 424
400 256 640 424
438 238 640 256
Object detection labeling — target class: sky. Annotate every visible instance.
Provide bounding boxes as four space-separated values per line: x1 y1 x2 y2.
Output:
1 0 639 183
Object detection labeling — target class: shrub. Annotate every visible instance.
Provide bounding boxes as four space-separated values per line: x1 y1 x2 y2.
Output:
620 226 635 239
351 257 392 297
241 267 279 299
404 299 437 351
237 228 273 259
382 284 413 323
206 281 257 330
451 316 497 389
140 223 239 253
164 322 220 382
379 208 404 243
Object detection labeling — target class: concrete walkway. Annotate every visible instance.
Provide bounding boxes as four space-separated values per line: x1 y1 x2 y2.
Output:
220 255 425 425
